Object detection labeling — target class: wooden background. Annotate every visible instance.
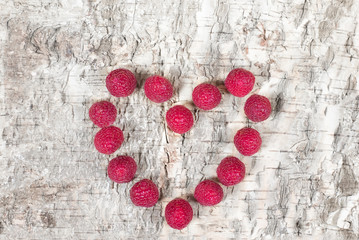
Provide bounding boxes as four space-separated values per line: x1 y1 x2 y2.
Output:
1 0 359 239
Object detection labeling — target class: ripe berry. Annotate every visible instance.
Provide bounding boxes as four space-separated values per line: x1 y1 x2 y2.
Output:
234 127 262 156
130 179 159 207
107 156 137 183
194 180 223 206
225 68 255 97
94 126 124 154
165 198 193 230
144 75 173 103
244 94 272 122
89 101 117 128
192 83 221 110
217 156 246 186
106 68 137 97
166 105 194 134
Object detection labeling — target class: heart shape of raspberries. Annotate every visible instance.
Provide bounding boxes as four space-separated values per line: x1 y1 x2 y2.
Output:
88 68 272 230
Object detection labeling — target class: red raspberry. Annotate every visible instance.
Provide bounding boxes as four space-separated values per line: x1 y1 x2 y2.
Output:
217 156 246 186
106 68 137 97
194 180 223 206
89 101 117 128
130 179 159 207
166 105 194 134
144 75 173 103
107 156 137 183
244 94 272 122
94 126 124 154
225 68 255 97
165 198 193 230
192 83 221 110
234 127 262 156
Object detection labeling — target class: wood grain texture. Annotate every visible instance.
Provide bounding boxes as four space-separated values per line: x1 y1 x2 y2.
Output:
1 0 359 239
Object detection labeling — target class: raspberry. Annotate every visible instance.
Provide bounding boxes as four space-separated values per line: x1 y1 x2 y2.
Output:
217 156 246 186
107 156 137 183
225 68 255 97
130 179 159 207
165 198 193 230
166 105 194 134
244 94 272 122
234 127 262 156
144 75 173 103
194 180 223 206
94 126 124 154
106 68 137 97
192 83 221 110
89 101 117 128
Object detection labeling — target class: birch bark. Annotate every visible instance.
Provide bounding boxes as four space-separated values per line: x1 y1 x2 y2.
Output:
0 0 359 239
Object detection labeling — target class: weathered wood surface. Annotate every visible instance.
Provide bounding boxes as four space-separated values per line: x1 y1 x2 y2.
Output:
1 0 359 239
